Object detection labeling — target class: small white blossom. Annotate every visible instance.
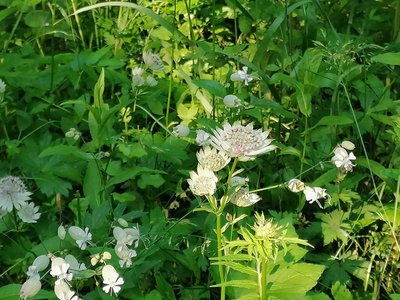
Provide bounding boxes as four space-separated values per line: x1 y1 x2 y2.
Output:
58 224 66 240
331 146 356 172
195 130 211 146
131 67 144 76
229 187 261 207
115 243 137 268
230 66 253 86
173 124 190 137
102 265 124 295
54 281 79 300
196 146 231 172
17 202 41 223
210 122 276 161
113 226 140 249
287 178 306 193
223 94 241 108
68 226 93 250
303 186 330 209
0 176 31 212
143 52 164 71
50 257 73 285
65 128 81 141
187 165 218 196
20 278 41 300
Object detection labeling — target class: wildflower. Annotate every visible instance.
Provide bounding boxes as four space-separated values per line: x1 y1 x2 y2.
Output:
230 176 249 187
17 202 41 223
143 52 164 71
173 123 190 137
331 146 356 172
131 67 144 76
20 278 41 300
210 122 276 161
68 226 93 250
0 79 6 93
230 66 253 86
287 178 306 193
195 130 211 146
65 128 81 141
54 281 79 300
65 255 86 273
27 255 49 280
146 75 158 87
303 186 330 209
252 212 284 240
229 187 261 207
187 165 218 196
132 75 145 87
223 94 241 108
196 146 231 172
102 265 124 295
0 176 31 212
114 244 137 268
340 140 355 151
113 226 140 249
58 224 66 240
90 251 112 266
169 200 180 209
50 257 73 285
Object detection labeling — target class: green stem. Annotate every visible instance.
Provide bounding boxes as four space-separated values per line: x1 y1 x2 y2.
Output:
216 213 226 300
260 259 267 300
299 116 308 180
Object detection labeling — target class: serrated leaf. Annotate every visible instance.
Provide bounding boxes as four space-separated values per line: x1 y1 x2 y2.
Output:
332 281 353 300
118 143 147 158
138 173 165 189
316 210 350 245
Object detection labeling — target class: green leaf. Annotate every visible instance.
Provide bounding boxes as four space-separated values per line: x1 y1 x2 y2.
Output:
211 261 257 276
138 173 165 189
112 192 137 203
332 281 353 300
371 52 400 65
83 160 103 207
192 79 227 98
39 145 93 161
311 116 353 130
0 284 56 300
145 290 163 300
316 210 350 245
155 273 176 300
24 10 50 28
94 68 105 108
118 143 147 158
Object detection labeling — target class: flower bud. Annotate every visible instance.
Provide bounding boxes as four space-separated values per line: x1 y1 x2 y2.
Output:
20 278 41 299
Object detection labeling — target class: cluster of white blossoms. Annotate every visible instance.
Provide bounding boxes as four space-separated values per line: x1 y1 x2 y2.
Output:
131 51 163 88
331 141 356 173
287 178 330 209
188 122 275 207
0 176 40 223
113 225 140 267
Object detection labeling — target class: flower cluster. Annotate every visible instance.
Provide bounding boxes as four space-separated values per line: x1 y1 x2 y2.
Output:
0 176 40 223
65 128 81 141
331 141 356 173
130 51 163 88
113 225 140 267
287 178 330 209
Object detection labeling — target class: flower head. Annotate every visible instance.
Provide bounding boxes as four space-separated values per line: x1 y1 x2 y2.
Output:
173 124 190 137
68 226 93 250
196 146 231 172
331 146 356 172
50 257 73 285
223 94 241 108
287 178 305 193
303 186 330 208
210 122 276 161
187 165 218 196
252 212 284 240
131 67 144 76
143 52 164 71
113 226 140 248
17 202 41 223
54 281 79 300
115 244 137 268
230 66 253 86
20 278 41 300
0 176 31 212
195 130 211 146
102 265 124 295
229 187 261 207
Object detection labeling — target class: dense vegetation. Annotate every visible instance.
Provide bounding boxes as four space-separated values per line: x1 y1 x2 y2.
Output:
0 0 399 299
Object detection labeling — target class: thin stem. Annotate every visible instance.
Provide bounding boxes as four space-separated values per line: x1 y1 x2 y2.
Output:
70 0 86 49
260 259 267 300
216 213 226 300
299 117 308 180
250 183 285 194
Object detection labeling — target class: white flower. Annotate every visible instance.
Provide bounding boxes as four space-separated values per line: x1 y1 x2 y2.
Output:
68 226 93 250
230 66 253 85
26 255 49 279
303 186 330 209
287 178 306 193
223 94 241 108
331 146 356 172
229 187 261 207
187 165 218 196
20 278 41 300
131 67 144 76
17 202 41 223
0 176 31 212
340 140 355 151
50 257 73 285
102 265 124 295
210 122 276 161
113 226 140 248
90 251 112 266
146 76 158 87
58 224 66 240
0 79 6 93
54 281 79 300
65 255 86 273
143 52 164 71
132 75 145 87
196 146 231 172
173 124 190 137
230 176 249 187
195 130 211 146
115 243 137 268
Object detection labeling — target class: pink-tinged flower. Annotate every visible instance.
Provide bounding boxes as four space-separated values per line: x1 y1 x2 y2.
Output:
210 122 276 161
102 265 124 295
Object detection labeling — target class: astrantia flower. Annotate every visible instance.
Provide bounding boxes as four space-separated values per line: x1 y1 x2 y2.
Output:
50 257 73 285
187 165 218 196
287 178 305 193
20 278 41 300
230 66 253 86
54 281 79 300
331 146 356 172
229 187 261 207
252 212 283 240
303 186 330 209
195 130 211 146
223 94 241 108
210 122 276 161
173 124 190 137
143 52 164 71
131 67 144 76
68 226 94 250
196 146 231 172
0 176 31 212
17 202 41 223
102 265 124 295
